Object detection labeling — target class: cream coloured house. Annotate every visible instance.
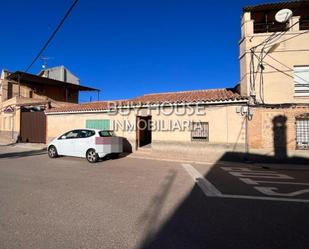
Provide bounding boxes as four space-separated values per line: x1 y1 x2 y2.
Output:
44 1 309 162
46 89 248 158
240 1 309 104
239 1 309 154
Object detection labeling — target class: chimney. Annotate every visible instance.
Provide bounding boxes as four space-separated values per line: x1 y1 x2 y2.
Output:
42 70 49 78
1 69 9 80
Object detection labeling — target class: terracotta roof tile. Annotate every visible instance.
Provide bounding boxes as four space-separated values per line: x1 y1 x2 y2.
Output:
46 101 110 113
46 88 247 113
243 1 308 12
129 88 246 104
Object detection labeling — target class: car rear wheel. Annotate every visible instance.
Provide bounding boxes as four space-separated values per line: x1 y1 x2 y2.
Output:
48 146 58 158
86 149 98 163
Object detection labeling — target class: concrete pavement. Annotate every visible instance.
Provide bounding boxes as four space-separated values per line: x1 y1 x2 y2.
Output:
0 145 309 249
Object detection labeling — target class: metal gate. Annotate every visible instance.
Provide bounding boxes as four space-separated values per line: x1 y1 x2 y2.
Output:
20 111 46 143
296 118 309 149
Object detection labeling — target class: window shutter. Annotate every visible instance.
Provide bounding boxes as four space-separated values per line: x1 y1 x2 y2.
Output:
86 119 110 130
294 66 309 97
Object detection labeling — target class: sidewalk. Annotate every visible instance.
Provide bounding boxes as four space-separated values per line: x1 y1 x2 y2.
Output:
0 142 46 151
0 143 308 170
129 148 309 170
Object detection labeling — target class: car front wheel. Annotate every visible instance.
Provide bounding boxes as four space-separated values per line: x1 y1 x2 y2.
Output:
48 146 58 158
86 149 98 163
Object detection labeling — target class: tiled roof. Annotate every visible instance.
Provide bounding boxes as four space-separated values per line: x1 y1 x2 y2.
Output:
243 1 308 12
130 88 246 104
46 88 247 113
46 101 110 113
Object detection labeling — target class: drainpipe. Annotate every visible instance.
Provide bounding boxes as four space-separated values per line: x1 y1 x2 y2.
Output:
245 107 249 160
241 103 251 161
11 113 14 141
244 104 254 161
65 88 68 102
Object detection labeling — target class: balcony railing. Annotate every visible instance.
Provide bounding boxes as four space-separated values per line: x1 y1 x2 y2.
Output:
254 22 288 33
300 19 309 30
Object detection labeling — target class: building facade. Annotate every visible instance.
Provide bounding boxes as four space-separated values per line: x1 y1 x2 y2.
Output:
44 1 309 162
38 65 80 85
0 68 98 143
240 1 309 104
46 89 248 159
240 1 309 155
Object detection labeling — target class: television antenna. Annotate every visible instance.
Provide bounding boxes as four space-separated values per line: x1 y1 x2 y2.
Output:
40 56 54 69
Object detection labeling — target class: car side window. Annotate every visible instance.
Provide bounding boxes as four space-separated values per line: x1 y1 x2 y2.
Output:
78 130 95 138
99 131 114 137
59 130 79 139
66 130 80 139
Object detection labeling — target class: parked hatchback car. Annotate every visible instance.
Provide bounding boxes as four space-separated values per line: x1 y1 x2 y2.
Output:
48 129 123 163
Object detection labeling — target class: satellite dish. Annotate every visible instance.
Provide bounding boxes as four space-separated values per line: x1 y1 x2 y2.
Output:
275 9 293 23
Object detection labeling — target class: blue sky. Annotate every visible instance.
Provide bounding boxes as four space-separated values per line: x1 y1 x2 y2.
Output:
0 0 277 102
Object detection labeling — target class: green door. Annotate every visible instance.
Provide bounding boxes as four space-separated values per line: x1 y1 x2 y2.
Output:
86 119 110 130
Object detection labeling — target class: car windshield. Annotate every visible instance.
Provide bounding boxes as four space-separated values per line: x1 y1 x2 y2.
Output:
99 130 114 137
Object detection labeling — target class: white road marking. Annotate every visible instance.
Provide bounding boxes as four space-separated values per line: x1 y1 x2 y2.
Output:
182 164 309 203
221 167 276 173
228 171 294 179
219 194 309 203
182 164 222 197
254 187 309 197
221 166 294 179
239 177 309 186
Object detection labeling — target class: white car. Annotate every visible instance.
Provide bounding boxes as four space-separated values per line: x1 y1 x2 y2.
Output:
47 129 123 163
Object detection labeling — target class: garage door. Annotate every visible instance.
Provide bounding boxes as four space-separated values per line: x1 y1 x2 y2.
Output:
86 119 110 130
296 118 309 149
20 111 46 143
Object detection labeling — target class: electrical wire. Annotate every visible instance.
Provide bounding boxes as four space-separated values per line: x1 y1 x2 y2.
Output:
268 54 309 85
25 0 79 73
248 25 284 103
252 52 307 85
249 9 309 103
251 0 309 50
255 28 309 99
265 29 309 49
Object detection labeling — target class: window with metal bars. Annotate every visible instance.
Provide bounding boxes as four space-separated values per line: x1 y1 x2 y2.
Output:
191 122 209 141
296 118 309 150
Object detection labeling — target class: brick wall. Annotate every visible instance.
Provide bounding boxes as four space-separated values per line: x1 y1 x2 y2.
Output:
248 106 309 151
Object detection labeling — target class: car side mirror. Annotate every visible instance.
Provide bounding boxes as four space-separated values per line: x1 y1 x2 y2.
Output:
61 135 66 139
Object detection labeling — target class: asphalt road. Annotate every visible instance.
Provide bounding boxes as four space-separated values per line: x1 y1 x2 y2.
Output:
0 145 309 249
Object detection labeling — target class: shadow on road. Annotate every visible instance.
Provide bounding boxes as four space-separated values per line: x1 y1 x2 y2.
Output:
220 151 309 165
137 115 309 249
137 153 309 249
0 149 46 159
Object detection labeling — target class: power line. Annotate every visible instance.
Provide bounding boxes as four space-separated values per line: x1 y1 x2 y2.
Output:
25 0 79 72
254 29 309 100
267 54 309 85
251 1 309 50
265 29 309 49
253 53 307 85
248 10 309 103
